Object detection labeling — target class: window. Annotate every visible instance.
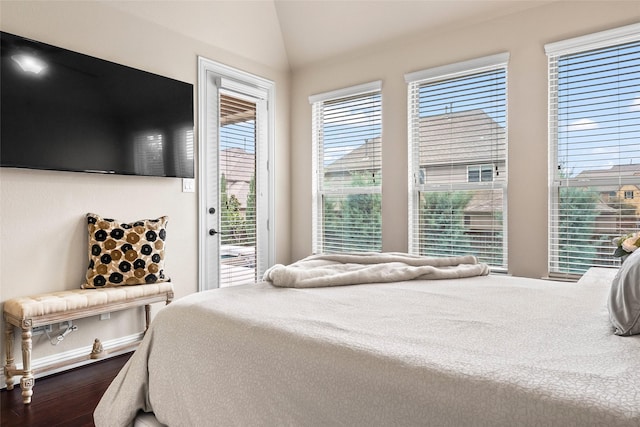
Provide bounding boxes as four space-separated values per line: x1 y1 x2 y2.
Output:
624 190 634 200
546 23 640 276
468 164 494 183
310 81 382 253
406 53 508 270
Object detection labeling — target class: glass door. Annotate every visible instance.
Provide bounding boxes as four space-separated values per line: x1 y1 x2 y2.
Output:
198 57 273 291
218 92 259 287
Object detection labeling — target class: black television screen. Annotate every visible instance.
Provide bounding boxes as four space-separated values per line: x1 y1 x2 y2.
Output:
1 31 194 178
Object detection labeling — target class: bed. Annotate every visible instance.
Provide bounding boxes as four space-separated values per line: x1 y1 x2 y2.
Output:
94 254 640 427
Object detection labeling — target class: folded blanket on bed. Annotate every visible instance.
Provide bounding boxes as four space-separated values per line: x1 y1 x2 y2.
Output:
263 252 490 288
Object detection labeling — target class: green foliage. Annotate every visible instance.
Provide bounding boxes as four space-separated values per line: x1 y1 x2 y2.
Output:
557 187 599 274
342 192 382 251
419 191 472 257
245 174 257 244
220 173 255 246
322 172 382 252
323 197 342 249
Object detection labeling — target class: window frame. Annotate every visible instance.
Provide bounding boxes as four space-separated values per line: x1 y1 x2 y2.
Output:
467 164 495 183
405 53 509 270
545 23 640 278
309 81 383 254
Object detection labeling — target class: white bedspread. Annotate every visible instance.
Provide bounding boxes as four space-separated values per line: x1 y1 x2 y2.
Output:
264 253 489 288
95 267 640 427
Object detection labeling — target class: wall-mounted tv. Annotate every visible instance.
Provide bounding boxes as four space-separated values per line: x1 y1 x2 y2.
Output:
1 31 194 178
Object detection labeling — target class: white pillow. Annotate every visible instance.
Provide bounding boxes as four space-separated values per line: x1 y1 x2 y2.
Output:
608 249 640 336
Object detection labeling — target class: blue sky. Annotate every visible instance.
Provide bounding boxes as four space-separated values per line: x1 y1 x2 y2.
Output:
220 120 256 154
556 40 640 176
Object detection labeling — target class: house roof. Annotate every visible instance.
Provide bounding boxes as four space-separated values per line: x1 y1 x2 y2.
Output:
575 164 640 180
220 148 255 183
324 138 381 176
325 109 505 175
418 109 506 166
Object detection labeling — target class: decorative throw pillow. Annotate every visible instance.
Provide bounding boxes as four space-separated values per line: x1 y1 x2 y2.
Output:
608 248 640 336
83 213 169 288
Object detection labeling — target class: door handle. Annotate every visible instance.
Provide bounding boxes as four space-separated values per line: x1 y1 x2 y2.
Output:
209 229 219 236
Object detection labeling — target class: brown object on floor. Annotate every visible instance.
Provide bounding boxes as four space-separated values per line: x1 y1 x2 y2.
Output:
1 352 131 427
90 338 106 360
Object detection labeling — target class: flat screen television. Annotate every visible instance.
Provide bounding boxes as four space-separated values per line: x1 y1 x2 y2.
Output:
1 31 194 178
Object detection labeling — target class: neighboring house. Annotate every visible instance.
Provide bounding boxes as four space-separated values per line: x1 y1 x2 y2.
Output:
323 138 381 183
575 164 640 217
324 109 506 231
220 147 255 212
416 109 506 186
219 93 257 214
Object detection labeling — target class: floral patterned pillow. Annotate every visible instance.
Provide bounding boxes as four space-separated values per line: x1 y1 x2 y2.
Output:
83 213 169 288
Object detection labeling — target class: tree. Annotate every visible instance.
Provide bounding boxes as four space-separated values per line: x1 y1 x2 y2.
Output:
342 195 381 252
245 173 256 246
227 195 246 243
420 191 472 257
322 172 381 252
557 187 599 274
323 196 343 250
220 174 245 245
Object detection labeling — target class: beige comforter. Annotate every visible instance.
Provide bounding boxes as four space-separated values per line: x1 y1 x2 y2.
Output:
95 267 640 427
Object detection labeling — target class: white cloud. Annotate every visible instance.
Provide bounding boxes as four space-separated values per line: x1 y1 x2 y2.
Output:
591 146 619 156
567 118 599 132
629 98 640 112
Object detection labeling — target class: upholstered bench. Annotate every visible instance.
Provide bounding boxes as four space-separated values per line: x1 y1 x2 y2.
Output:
3 283 174 404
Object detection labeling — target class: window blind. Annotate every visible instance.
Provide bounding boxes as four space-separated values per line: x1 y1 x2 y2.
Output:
219 93 258 286
134 132 165 176
546 24 640 277
173 127 194 178
310 82 382 253
406 54 508 270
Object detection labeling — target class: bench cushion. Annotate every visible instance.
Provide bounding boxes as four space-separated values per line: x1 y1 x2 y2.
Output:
4 283 174 319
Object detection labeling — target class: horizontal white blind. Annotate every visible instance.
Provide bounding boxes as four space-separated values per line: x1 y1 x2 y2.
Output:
408 59 507 269
311 86 382 253
219 93 258 286
134 132 165 176
548 33 640 276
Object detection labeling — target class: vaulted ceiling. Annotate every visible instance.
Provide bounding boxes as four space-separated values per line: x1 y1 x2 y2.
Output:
103 0 556 71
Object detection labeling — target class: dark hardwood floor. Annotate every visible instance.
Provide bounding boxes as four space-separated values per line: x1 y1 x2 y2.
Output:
1 352 131 427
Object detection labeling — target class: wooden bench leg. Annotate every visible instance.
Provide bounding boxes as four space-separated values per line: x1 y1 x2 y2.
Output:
20 328 34 404
4 320 15 390
144 304 151 332
144 298 171 333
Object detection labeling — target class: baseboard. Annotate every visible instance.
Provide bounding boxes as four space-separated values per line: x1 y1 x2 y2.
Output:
1 332 143 389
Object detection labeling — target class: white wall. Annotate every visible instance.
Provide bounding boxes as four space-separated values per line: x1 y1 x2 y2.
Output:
0 1 290 364
289 1 640 279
